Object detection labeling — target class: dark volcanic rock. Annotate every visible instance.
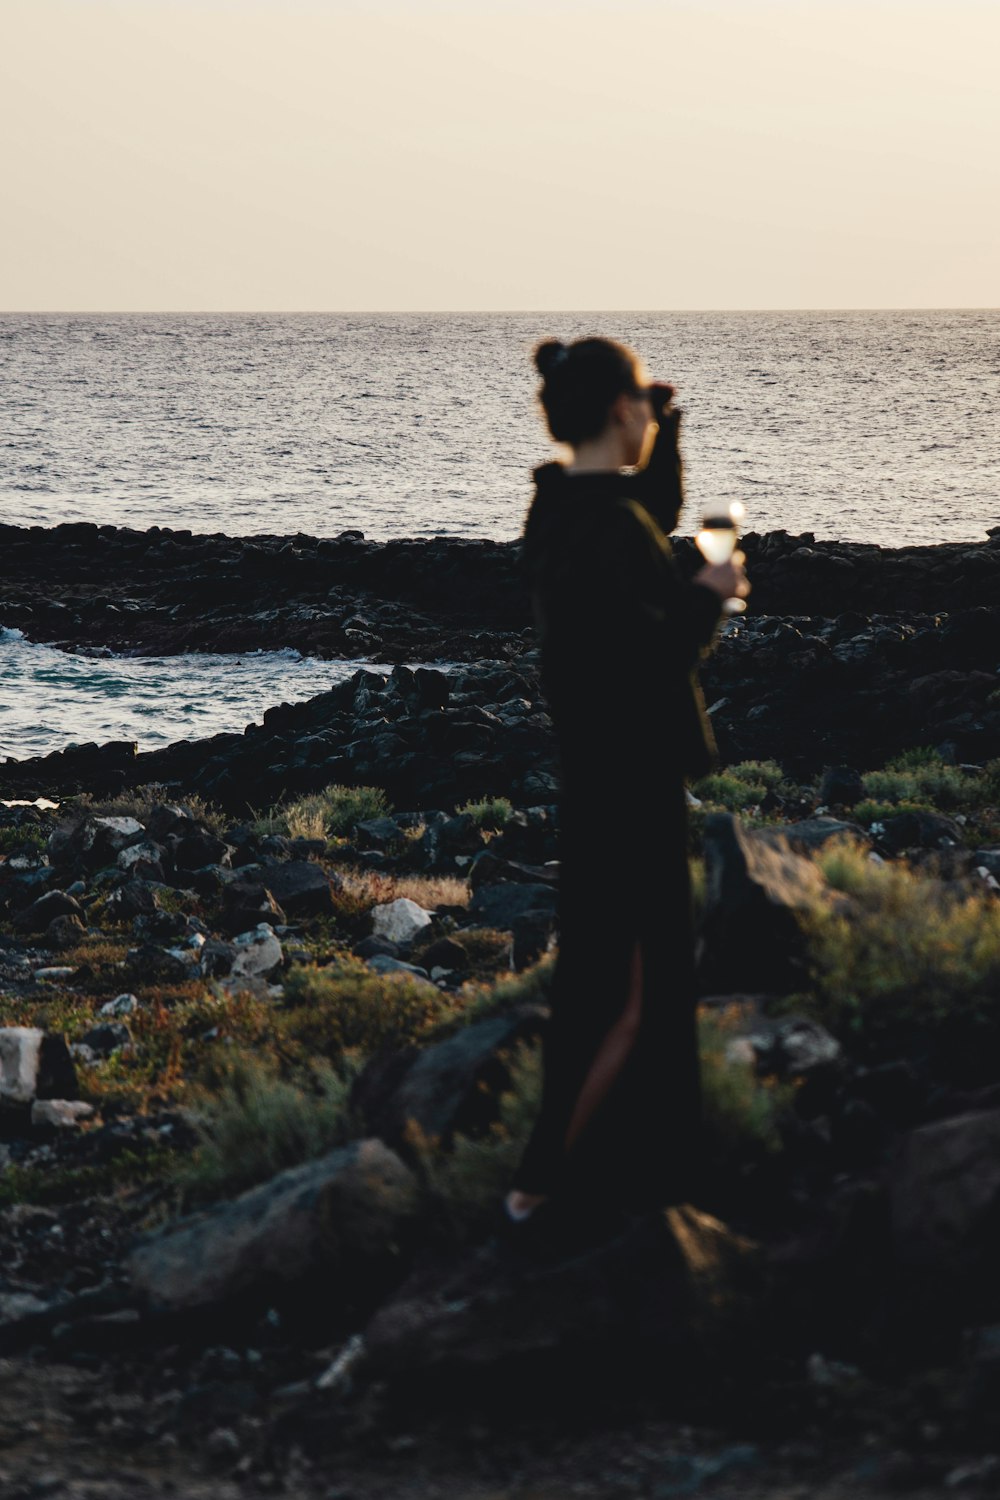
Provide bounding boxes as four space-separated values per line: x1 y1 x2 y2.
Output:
13 890 84 934
220 878 287 936
4 524 1000 666
467 881 558 929
3 530 1000 813
258 860 338 916
352 1006 548 1150
127 1138 419 1318
700 814 829 995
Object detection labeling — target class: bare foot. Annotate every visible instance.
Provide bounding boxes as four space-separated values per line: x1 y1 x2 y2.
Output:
505 1189 548 1220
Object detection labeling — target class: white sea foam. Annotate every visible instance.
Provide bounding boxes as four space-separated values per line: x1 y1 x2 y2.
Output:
0 633 398 761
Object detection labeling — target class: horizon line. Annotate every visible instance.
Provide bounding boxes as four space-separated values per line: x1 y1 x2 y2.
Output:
1 306 998 317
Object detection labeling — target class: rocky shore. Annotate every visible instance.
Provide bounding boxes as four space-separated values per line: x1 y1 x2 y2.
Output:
2 524 1000 1496
4 528 1000 809
4 520 1000 662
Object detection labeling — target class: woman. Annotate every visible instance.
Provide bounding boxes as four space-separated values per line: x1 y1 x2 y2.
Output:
504 336 748 1230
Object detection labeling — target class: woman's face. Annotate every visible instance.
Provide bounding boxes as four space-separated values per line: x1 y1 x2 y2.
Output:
621 388 656 467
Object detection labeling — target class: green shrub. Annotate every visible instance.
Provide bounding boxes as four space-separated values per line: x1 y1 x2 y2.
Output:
412 926 513 981
455 796 513 831
699 1007 787 1161
887 746 943 770
0 824 49 855
984 760 1000 802
690 773 767 811
177 1053 357 1205
801 841 1000 1066
279 956 452 1062
255 784 392 842
864 755 982 812
727 760 786 790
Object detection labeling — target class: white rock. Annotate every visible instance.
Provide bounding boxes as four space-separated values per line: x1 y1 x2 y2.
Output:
89 816 144 852
0 1290 49 1322
99 993 141 1017
32 967 76 982
371 897 433 946
31 1099 94 1129
229 923 284 981
0 1028 44 1107
117 841 163 871
9 854 48 872
315 1333 367 1394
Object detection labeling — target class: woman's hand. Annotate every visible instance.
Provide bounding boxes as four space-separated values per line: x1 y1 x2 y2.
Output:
693 551 751 601
646 382 676 418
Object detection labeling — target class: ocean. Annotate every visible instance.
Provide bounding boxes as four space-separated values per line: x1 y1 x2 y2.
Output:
2 310 997 762
3 310 997 547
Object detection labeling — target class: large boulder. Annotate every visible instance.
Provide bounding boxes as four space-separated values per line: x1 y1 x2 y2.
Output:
890 1109 1000 1272
0 1028 78 1109
467 880 558 929
47 815 145 871
228 923 283 982
371 897 433 947
12 889 84 934
258 859 338 917
219 877 286 936
128 1138 420 1317
699 814 828 994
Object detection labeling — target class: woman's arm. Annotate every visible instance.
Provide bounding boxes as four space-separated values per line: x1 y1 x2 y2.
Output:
631 391 686 536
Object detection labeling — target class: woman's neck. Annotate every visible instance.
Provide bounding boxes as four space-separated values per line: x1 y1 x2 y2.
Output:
565 430 629 474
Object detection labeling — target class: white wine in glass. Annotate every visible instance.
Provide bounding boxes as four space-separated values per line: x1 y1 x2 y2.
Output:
695 501 747 614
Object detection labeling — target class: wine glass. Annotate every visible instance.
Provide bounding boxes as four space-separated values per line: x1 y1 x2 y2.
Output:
695 501 747 615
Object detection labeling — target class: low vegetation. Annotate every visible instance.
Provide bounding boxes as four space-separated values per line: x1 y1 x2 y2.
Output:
279 956 454 1063
253 783 392 841
797 839 1000 1077
455 795 513 831
177 1053 359 1206
3 748 1000 1230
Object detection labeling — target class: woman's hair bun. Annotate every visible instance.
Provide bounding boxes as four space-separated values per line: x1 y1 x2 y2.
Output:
534 340 569 379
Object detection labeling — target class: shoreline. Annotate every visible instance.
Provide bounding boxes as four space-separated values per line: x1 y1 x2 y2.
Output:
4 522 1000 666
2 517 999 804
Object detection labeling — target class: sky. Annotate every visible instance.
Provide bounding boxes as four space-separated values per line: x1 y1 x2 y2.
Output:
1 0 997 311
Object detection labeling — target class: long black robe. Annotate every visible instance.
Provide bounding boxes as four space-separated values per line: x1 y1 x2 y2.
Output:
511 409 723 1211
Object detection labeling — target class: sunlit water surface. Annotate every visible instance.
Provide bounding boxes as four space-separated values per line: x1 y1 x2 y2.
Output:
2 310 998 546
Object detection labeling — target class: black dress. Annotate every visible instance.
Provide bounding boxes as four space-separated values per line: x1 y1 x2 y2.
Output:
511 408 723 1212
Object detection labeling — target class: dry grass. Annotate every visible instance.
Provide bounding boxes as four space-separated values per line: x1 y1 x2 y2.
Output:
253 784 392 841
336 865 469 912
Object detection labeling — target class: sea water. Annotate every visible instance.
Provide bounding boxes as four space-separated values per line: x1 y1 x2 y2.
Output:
2 310 997 759
3 310 998 547
0 629 396 760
